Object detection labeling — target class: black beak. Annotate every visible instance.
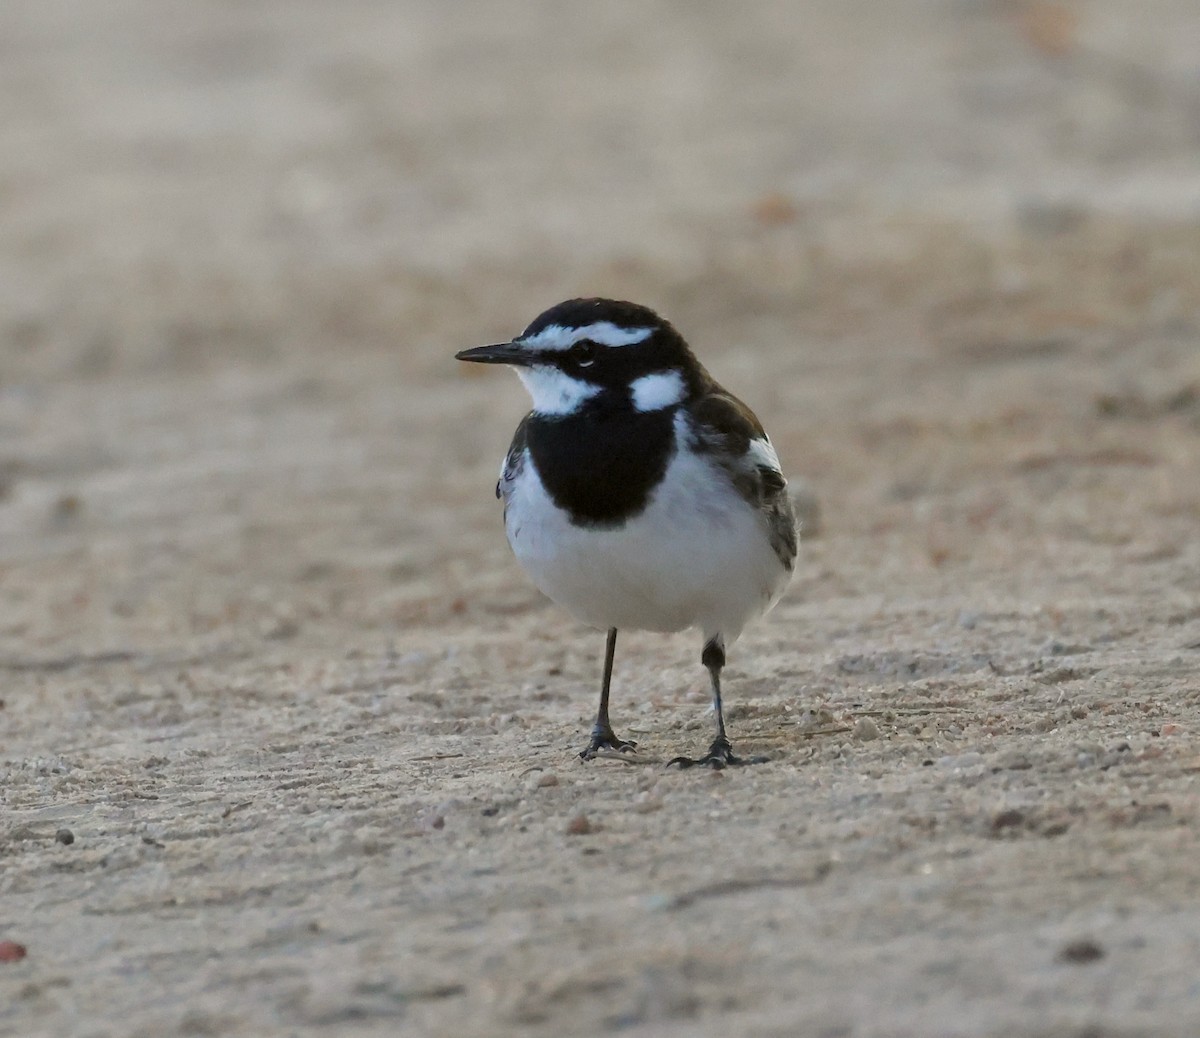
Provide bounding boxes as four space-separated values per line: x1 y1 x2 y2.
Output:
454 341 532 366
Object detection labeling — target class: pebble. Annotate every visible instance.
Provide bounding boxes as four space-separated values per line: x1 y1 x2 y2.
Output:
797 707 836 731
852 717 880 742
991 808 1025 832
632 791 663 813
1058 938 1105 964
55 828 74 846
565 813 594 835
0 941 26 963
523 771 560 793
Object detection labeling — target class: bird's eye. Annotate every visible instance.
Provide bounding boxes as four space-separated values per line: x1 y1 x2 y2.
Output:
570 339 598 367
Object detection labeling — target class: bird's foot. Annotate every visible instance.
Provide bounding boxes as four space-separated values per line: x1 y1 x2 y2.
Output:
667 735 767 770
579 725 638 760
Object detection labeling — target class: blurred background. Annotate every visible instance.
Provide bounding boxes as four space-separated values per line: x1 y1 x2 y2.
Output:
3 0 1198 379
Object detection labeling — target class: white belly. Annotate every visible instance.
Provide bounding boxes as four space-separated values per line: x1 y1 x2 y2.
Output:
503 434 792 642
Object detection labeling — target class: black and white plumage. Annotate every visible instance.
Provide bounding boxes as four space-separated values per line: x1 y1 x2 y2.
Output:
456 298 797 767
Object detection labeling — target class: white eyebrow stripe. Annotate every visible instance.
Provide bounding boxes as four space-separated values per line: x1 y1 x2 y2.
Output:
521 322 654 351
630 370 686 412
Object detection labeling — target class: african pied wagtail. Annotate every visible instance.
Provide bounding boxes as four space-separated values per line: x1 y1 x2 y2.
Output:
457 299 797 767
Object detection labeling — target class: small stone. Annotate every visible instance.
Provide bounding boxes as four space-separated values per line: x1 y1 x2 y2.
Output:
262 617 300 641
55 829 74 846
752 192 798 226
1039 817 1071 838
1058 938 1104 964
991 808 1025 832
523 770 560 793
632 791 663 813
565 813 594 835
852 717 880 742
0 941 26 963
797 707 835 731
51 494 82 523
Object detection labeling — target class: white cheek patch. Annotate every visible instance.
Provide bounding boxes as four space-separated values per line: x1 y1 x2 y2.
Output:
523 322 653 351
630 370 686 412
516 365 600 416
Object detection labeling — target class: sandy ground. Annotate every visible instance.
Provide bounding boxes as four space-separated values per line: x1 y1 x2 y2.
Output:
3 2 1200 1035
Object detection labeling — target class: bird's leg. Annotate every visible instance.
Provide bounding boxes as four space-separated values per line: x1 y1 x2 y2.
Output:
580 628 637 759
668 636 768 769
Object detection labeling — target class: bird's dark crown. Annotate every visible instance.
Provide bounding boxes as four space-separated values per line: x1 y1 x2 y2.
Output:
521 298 669 340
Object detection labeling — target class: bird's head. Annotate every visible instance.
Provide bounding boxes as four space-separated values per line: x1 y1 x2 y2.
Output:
456 298 705 416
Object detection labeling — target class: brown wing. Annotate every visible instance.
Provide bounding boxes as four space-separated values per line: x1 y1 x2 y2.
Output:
687 391 798 570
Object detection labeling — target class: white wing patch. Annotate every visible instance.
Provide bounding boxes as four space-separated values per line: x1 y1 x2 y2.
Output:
521 322 653 351
630 370 686 412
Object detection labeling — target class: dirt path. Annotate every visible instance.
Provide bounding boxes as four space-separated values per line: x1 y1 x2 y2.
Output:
3 3 1200 1036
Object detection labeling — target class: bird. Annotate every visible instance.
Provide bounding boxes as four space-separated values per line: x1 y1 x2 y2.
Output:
455 298 797 767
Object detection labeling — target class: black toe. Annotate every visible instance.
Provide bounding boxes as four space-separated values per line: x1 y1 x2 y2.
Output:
579 726 638 760
666 736 767 770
